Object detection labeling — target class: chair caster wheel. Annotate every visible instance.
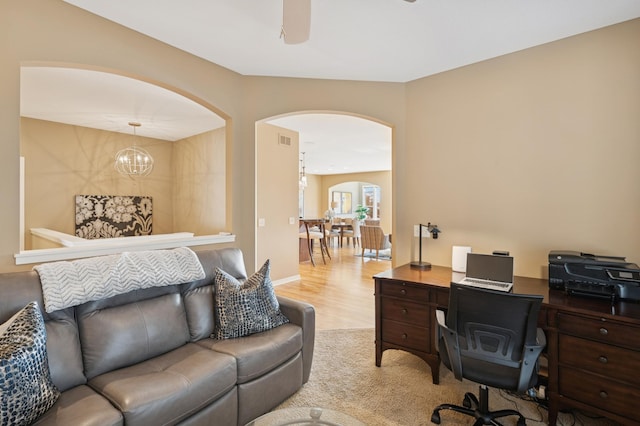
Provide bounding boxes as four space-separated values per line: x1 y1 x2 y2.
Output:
463 394 472 408
431 411 441 424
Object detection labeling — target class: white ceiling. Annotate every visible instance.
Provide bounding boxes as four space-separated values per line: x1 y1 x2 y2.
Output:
63 0 640 83
269 114 392 175
21 67 225 141
22 1 640 174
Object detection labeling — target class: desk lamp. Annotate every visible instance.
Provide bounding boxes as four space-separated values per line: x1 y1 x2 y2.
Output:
410 223 441 270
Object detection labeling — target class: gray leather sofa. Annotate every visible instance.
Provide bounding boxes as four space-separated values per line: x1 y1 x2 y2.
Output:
0 248 315 426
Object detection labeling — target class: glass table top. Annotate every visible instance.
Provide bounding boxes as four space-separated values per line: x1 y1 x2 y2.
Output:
247 407 365 426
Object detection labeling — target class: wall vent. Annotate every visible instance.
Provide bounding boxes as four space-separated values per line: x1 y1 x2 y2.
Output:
279 134 292 146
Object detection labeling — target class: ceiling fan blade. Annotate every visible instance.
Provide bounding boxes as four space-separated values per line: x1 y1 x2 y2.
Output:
282 0 311 44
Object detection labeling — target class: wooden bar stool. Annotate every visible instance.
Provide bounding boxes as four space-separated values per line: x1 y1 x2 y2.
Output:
299 219 331 266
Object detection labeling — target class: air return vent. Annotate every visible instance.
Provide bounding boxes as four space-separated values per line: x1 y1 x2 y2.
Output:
279 134 292 146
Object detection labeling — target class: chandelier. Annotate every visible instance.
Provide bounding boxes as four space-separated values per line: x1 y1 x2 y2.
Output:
299 151 307 190
114 122 154 177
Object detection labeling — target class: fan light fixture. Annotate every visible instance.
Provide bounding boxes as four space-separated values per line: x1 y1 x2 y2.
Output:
114 122 154 177
281 0 311 44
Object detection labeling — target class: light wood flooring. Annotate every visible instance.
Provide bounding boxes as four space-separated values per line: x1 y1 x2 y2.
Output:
275 242 392 330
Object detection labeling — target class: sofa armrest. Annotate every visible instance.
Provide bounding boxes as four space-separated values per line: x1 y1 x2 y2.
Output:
277 296 315 383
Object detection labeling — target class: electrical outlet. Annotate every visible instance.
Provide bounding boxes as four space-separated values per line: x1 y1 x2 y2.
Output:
258 218 266 227
289 217 296 225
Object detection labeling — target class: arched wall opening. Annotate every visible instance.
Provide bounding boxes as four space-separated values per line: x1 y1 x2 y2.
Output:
255 111 392 282
17 63 233 263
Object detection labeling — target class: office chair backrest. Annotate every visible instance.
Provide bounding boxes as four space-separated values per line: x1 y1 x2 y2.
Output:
443 283 543 393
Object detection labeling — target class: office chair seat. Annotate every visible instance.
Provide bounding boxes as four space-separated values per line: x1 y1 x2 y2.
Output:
438 340 538 392
431 283 545 426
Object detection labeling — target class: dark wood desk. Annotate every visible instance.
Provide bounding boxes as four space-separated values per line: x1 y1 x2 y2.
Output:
374 264 640 426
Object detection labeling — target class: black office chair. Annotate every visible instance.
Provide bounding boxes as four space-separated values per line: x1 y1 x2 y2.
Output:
431 283 546 426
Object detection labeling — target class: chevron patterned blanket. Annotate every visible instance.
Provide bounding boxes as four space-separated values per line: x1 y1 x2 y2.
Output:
34 247 205 313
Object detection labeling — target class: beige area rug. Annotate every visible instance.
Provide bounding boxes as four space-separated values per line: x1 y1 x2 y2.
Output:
277 328 620 426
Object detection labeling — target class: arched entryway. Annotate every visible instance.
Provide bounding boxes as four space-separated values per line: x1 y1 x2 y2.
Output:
255 111 392 282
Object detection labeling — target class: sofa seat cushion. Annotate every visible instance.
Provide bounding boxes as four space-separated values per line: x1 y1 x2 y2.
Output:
88 343 236 426
198 323 302 384
33 385 123 426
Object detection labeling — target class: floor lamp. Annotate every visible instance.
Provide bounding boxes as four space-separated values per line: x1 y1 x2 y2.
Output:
410 223 440 270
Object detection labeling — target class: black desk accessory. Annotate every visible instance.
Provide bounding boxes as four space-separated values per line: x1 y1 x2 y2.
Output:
410 222 440 270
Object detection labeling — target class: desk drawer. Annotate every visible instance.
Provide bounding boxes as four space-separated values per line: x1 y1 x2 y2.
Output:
559 334 640 386
559 367 639 421
379 281 429 301
382 319 429 352
381 298 427 327
558 313 640 350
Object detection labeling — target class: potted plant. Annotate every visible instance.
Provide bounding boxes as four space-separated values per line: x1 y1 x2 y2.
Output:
351 205 369 247
354 205 369 221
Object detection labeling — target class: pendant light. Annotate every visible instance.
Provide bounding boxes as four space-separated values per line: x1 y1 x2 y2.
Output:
114 122 154 177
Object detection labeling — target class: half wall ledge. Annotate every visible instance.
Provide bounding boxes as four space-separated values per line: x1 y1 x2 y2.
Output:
14 228 235 265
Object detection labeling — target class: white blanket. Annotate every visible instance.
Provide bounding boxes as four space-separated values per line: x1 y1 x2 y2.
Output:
34 247 205 313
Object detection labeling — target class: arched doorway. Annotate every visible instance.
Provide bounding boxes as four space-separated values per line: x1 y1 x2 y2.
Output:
256 111 392 282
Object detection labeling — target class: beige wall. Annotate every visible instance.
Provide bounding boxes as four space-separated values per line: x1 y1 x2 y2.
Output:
20 118 174 248
2 1 639 280
301 174 322 219
20 119 227 251
2 0 406 273
173 128 227 235
403 19 640 277
256 123 300 280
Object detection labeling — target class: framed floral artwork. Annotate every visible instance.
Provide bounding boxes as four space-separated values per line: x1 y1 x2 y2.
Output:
75 195 152 239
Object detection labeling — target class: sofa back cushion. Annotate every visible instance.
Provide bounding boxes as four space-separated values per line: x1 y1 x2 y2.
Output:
77 290 190 379
0 271 85 391
44 309 87 391
182 248 249 341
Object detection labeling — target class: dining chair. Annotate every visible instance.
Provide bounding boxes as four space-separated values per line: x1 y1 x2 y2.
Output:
342 218 355 246
299 220 331 266
325 218 340 247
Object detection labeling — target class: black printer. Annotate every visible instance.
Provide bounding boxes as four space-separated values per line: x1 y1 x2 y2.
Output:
549 250 640 302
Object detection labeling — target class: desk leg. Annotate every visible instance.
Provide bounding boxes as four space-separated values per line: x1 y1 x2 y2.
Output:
548 397 559 426
426 358 440 385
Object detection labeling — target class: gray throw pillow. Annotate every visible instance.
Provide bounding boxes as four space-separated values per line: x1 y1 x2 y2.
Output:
1 301 60 426
213 259 289 339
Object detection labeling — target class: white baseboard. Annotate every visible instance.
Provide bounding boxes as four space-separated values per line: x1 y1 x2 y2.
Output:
273 275 301 286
